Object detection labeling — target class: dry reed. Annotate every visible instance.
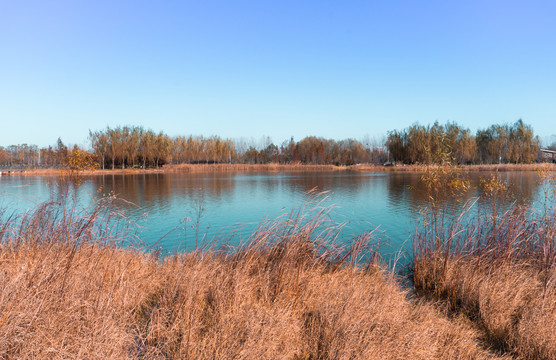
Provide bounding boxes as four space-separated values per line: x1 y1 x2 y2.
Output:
353 163 556 173
412 174 556 359
0 193 506 359
167 163 346 173
7 162 555 177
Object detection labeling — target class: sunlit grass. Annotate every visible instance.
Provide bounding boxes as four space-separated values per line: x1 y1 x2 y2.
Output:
412 169 556 359
0 193 506 359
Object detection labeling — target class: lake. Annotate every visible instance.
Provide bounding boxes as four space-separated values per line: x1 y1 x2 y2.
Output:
0 171 550 261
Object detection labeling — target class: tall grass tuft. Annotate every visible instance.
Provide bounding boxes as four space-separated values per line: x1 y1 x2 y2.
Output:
0 195 157 358
413 171 556 359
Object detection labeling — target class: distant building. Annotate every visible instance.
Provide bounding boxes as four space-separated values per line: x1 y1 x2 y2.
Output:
539 149 556 163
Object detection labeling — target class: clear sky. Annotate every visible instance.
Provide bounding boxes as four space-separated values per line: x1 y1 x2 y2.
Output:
1 0 555 147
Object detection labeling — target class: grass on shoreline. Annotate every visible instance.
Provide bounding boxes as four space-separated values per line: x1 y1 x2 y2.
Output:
412 173 556 359
0 195 507 359
3 162 555 176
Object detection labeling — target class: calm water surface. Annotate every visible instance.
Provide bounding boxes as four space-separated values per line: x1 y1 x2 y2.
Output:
0 171 549 260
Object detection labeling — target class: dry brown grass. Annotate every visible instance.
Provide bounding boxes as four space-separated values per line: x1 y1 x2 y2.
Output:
413 193 556 359
353 163 556 173
3 168 165 177
167 163 347 173
457 163 556 172
5 164 345 177
0 195 507 359
0 197 158 358
7 162 555 177
415 256 556 360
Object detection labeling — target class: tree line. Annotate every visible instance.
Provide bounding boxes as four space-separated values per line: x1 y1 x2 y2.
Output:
0 120 549 168
0 138 89 169
385 119 541 164
0 126 387 168
88 126 387 168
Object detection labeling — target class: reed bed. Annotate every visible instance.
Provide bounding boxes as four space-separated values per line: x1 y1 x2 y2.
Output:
0 195 161 358
352 163 556 173
412 186 556 359
5 167 165 177
167 163 346 173
7 162 555 177
456 163 556 172
0 194 505 359
6 163 344 176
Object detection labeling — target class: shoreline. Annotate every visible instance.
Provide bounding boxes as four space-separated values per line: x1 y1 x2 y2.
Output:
1 162 554 176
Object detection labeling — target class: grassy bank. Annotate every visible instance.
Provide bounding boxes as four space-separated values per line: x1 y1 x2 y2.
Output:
412 180 556 359
4 162 555 177
0 167 166 176
0 197 506 359
167 163 347 173
352 163 556 173
0 163 346 176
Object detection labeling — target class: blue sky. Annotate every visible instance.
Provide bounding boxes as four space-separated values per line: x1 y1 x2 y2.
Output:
1 0 555 147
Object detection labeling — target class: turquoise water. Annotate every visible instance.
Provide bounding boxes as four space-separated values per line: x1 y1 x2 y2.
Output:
0 171 549 261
